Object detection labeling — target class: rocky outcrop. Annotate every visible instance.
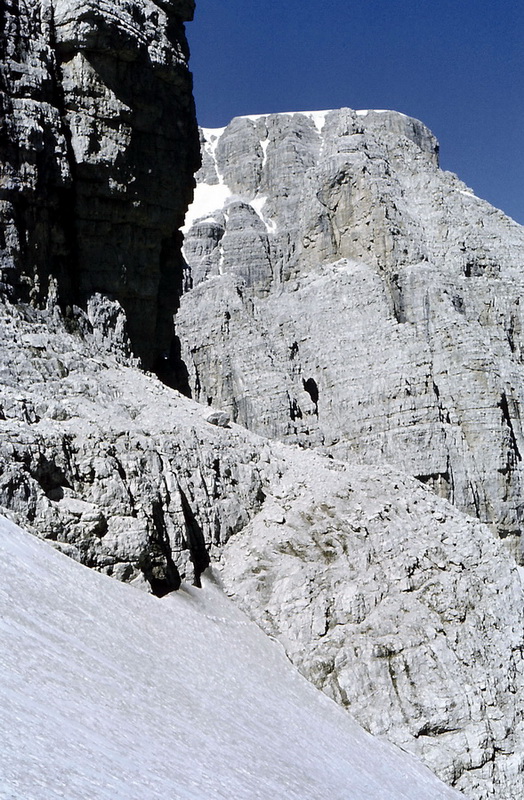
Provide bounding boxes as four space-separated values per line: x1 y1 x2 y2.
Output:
0 299 267 592
178 109 524 561
219 465 524 799
0 0 199 371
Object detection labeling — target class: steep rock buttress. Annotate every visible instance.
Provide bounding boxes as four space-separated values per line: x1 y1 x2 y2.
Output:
0 0 199 372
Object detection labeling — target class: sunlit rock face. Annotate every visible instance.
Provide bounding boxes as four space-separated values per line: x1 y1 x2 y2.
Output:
218 458 524 800
178 108 524 560
0 0 199 370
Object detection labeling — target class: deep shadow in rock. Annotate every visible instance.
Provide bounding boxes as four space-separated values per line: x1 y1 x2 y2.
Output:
145 500 182 597
155 334 192 397
303 377 319 416
179 486 210 587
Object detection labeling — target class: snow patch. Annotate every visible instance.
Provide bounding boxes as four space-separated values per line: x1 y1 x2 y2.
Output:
251 196 278 234
182 182 232 233
304 109 330 132
356 109 392 116
250 196 267 216
0 515 462 800
261 135 270 167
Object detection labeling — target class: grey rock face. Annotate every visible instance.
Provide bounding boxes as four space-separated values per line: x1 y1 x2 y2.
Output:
0 0 199 370
0 300 267 591
219 459 524 800
178 109 524 560
1 0 73 301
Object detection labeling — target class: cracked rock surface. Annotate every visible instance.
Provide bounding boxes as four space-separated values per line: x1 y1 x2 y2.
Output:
0 300 269 591
178 109 524 561
219 460 524 799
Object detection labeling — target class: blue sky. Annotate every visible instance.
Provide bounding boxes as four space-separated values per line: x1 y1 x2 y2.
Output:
187 0 523 224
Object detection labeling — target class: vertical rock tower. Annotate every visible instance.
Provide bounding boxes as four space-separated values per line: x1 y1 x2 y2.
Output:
0 0 199 370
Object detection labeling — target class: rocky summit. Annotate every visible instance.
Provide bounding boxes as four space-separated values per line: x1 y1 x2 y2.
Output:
179 109 524 562
2 4 524 800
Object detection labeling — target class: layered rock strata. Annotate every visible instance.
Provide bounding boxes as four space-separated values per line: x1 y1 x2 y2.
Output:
0 0 199 371
178 109 524 560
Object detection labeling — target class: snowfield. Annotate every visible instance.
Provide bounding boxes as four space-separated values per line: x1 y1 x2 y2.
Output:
0 516 461 799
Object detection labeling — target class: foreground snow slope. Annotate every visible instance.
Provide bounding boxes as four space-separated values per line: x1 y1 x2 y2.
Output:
0 516 461 800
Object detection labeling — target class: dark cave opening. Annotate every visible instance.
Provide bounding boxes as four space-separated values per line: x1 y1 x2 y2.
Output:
303 377 319 416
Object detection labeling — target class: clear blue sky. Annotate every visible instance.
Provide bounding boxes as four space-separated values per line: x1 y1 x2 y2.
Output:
187 0 523 224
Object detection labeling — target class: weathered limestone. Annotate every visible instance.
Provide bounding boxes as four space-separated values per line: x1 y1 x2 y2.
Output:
178 109 524 560
218 459 524 799
0 0 199 371
0 299 267 591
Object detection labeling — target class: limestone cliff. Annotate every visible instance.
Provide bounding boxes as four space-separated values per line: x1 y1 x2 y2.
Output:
0 0 199 371
178 109 524 561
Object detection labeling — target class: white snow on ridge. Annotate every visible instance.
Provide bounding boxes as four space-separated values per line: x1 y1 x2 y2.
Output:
240 109 331 132
182 182 232 232
305 109 331 131
251 195 278 234
219 108 403 127
0 516 461 800
200 109 408 144
356 109 385 116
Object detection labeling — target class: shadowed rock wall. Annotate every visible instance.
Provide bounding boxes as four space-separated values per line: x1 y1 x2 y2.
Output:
0 0 199 371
